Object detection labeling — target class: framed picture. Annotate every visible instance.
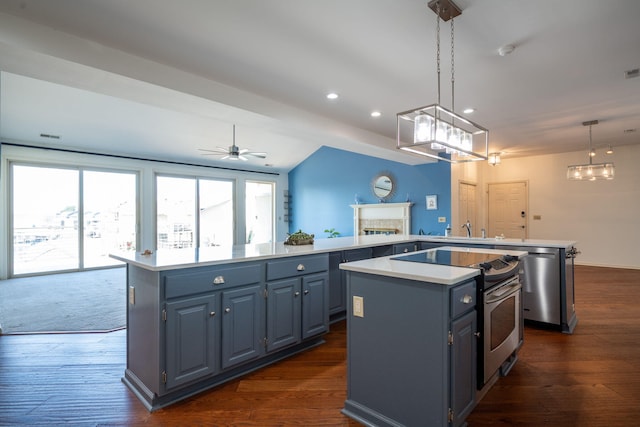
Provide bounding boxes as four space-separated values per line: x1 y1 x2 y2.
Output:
426 195 437 210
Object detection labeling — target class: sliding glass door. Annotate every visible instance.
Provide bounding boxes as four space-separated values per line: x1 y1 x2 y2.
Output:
156 175 234 249
11 164 137 276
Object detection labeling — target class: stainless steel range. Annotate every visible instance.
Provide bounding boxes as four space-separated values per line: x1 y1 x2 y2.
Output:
392 248 524 389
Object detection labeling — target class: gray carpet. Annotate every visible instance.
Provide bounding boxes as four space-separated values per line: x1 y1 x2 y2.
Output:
0 267 126 334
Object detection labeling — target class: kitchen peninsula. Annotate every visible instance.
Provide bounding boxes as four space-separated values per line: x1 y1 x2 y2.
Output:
110 234 575 411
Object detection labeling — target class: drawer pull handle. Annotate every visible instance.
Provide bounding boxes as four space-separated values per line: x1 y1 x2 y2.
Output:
294 291 300 297
210 311 216 317
297 264 305 271
213 276 225 285
224 308 231 313
461 295 473 304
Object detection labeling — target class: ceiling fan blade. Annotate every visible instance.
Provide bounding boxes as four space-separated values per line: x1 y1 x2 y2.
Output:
247 152 267 159
198 147 228 154
238 155 248 161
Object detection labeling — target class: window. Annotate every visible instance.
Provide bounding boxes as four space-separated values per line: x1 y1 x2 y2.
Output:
245 181 274 244
11 164 137 276
156 175 234 248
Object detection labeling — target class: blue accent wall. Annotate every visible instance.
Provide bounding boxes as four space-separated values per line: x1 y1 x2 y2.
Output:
288 146 451 238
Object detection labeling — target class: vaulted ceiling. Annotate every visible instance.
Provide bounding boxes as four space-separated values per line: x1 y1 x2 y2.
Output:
1 0 639 172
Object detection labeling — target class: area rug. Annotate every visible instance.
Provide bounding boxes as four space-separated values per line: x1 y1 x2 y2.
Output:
0 267 126 334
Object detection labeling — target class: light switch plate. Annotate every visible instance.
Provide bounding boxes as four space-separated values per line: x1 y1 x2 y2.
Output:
353 296 364 317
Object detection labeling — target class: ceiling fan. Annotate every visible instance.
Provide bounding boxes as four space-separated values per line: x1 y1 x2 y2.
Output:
199 125 267 161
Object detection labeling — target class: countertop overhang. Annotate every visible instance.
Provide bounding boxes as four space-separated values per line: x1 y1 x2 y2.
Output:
339 246 528 285
109 234 575 272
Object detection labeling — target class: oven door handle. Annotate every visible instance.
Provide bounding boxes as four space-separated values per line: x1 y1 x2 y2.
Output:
485 282 522 304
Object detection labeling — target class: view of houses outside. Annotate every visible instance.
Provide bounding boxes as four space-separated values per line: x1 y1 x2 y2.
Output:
11 165 137 276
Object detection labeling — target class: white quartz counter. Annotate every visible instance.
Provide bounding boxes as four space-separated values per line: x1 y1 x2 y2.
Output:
421 236 577 249
339 246 527 285
109 234 574 272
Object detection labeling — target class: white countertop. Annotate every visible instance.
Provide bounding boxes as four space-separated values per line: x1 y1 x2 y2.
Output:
339 246 528 286
109 234 575 272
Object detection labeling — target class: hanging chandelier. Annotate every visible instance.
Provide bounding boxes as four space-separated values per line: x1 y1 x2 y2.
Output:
567 120 615 181
396 0 488 163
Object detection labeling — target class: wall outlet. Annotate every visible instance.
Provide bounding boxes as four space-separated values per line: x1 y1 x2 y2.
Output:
353 296 364 317
533 214 542 220
438 217 447 223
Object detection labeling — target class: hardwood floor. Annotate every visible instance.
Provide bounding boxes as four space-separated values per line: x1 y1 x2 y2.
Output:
0 265 639 426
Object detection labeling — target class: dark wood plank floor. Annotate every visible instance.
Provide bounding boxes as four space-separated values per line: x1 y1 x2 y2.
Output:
0 265 639 426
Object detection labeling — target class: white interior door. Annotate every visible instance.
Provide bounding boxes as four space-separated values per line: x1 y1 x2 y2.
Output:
457 182 477 237
488 181 528 239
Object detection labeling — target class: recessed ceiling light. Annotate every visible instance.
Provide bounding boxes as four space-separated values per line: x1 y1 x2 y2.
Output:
370 111 381 118
463 108 475 114
326 92 339 100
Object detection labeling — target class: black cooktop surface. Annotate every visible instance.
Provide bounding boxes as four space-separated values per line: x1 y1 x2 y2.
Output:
392 249 508 269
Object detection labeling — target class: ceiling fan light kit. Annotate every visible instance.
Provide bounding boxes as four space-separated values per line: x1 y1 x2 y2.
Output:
396 0 488 163
198 125 267 161
567 120 615 181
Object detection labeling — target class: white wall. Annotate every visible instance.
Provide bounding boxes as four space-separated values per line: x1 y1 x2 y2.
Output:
452 144 640 269
0 144 288 278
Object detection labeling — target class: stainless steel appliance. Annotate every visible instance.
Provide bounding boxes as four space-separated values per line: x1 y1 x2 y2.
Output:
496 245 579 333
392 248 523 388
482 275 522 385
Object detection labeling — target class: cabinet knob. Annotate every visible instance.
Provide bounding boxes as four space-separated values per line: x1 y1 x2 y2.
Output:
210 311 216 317
224 307 231 313
297 264 305 271
304 289 310 295
461 295 473 304
403 248 409 253
213 275 225 285
294 291 300 297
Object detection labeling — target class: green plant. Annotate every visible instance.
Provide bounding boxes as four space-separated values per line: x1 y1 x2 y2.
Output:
324 228 340 238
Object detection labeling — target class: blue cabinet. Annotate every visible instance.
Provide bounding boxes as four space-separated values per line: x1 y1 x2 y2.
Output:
266 255 330 349
342 272 478 427
266 278 301 352
221 284 265 369
328 248 372 321
165 293 218 389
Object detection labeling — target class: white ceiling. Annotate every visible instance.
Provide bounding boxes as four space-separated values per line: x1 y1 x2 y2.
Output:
1 0 639 172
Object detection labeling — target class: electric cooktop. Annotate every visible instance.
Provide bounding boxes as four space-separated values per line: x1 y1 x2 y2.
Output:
391 249 516 271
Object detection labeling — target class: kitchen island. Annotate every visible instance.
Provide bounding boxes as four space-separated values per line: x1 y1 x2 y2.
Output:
110 234 574 411
339 247 526 427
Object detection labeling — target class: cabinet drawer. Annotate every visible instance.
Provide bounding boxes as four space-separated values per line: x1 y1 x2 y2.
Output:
164 263 262 299
393 242 418 254
451 280 476 318
343 247 372 262
266 254 328 281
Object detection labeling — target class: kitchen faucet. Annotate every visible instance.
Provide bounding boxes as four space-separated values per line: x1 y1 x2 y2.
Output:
462 220 472 238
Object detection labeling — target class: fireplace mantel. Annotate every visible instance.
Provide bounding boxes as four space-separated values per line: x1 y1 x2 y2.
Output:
350 202 413 235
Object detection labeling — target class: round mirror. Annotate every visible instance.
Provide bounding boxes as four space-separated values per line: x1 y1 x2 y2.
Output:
372 173 395 201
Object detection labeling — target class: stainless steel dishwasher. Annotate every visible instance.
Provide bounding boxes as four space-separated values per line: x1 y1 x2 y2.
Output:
496 246 562 325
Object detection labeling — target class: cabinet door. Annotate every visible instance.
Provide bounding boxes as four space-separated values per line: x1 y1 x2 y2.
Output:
221 285 265 370
302 272 329 339
450 310 477 427
328 252 344 315
266 278 301 352
165 294 218 389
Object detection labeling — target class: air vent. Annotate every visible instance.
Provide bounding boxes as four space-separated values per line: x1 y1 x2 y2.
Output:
40 133 61 139
624 68 639 79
